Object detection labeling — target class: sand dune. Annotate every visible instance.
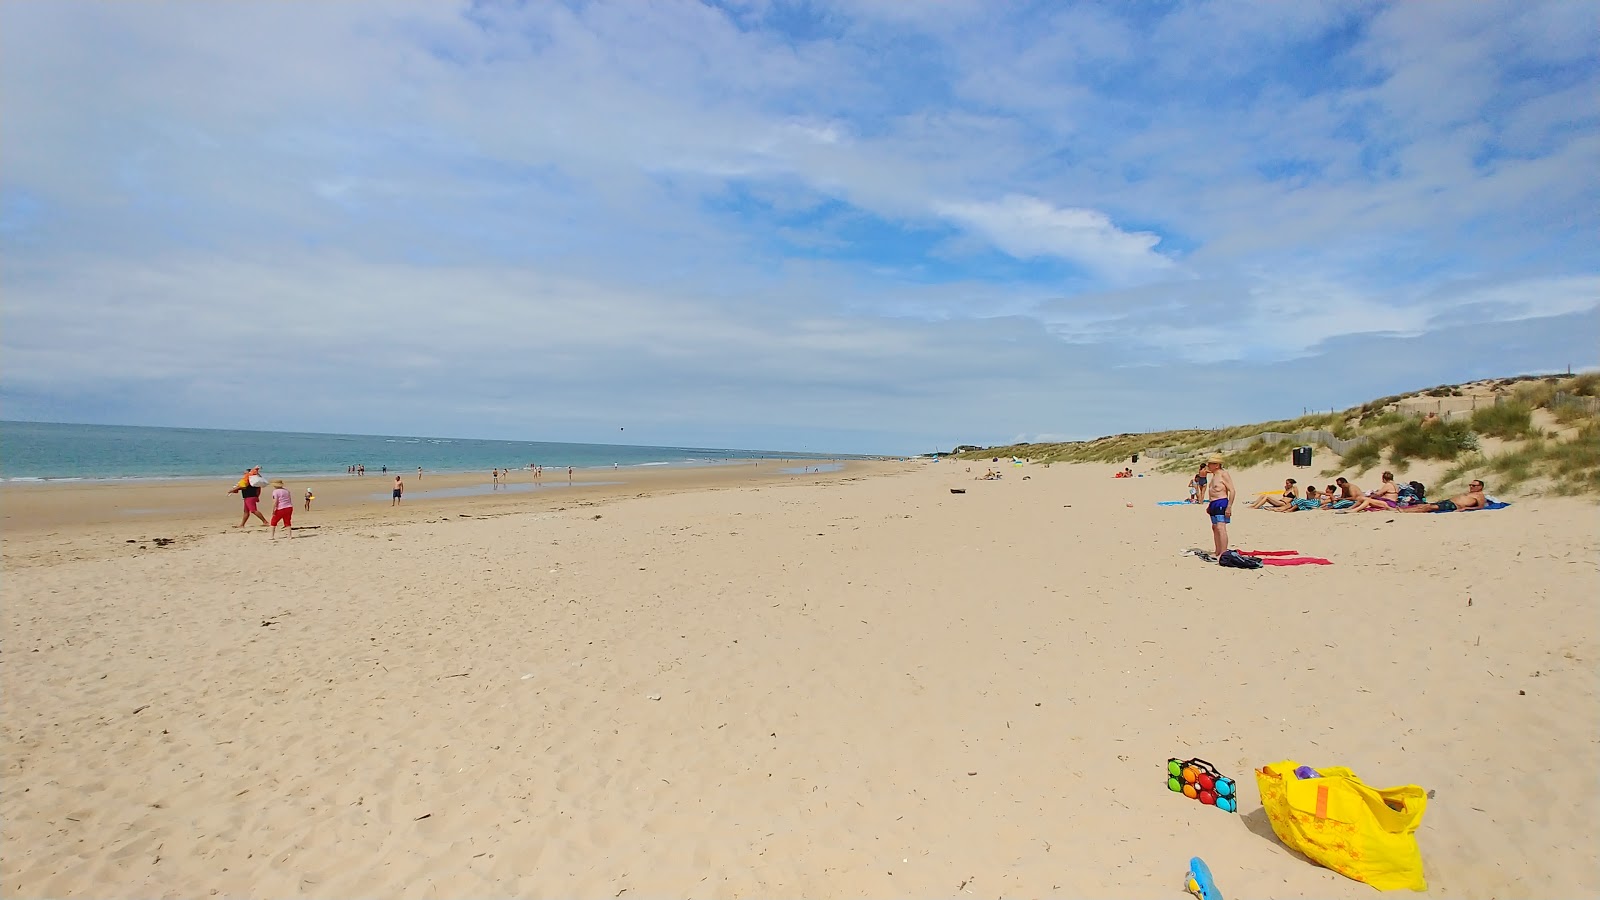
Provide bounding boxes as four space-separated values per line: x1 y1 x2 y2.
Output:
3 460 1596 897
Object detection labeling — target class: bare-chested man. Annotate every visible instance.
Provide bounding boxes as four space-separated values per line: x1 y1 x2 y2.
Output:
1203 455 1236 559
1400 479 1488 513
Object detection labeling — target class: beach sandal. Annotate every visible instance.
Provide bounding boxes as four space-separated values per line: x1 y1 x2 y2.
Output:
1185 856 1224 900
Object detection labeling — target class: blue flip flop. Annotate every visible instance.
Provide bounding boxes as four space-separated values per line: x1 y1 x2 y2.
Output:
1186 856 1224 900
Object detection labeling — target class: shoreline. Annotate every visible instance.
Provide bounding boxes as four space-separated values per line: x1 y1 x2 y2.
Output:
0 458 861 485
0 459 914 565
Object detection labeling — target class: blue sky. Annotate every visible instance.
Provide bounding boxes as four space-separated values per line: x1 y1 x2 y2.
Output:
2 1 1596 455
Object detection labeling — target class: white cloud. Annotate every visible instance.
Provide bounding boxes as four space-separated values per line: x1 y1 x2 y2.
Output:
935 195 1175 281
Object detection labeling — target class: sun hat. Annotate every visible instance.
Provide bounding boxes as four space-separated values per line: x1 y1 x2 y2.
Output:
1207 455 1224 465
270 479 285 487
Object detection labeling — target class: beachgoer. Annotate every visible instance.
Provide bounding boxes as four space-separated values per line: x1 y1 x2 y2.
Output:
567 466 574 484
1249 478 1298 510
392 475 404 506
1192 463 1209 504
1203 455 1236 559
269 479 294 539
1343 472 1401 512
417 466 423 481
492 468 500 489
303 488 315 512
1401 479 1488 513
228 466 269 527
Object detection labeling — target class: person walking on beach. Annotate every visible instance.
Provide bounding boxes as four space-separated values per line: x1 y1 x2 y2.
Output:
228 466 270 528
392 475 404 506
567 466 574 484
492 468 500 489
417 466 423 481
1203 455 1236 560
269 479 294 539
303 487 315 512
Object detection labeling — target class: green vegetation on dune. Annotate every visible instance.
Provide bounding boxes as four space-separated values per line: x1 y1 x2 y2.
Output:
953 373 1600 497
1468 400 1537 440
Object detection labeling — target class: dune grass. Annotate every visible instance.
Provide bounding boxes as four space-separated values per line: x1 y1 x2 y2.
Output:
1388 418 1480 463
951 372 1600 497
1469 400 1537 440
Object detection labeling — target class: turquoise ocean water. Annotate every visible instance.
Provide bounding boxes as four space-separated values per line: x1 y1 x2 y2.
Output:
0 421 850 482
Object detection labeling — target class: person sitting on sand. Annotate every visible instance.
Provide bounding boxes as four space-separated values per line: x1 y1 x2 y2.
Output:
1400 479 1488 513
1249 478 1298 510
1327 477 1363 509
1342 471 1401 512
1283 487 1326 512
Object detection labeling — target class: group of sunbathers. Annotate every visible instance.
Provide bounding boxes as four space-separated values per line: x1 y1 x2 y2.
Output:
1245 471 1490 513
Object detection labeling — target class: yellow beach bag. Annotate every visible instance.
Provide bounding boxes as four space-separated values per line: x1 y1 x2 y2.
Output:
1256 760 1428 891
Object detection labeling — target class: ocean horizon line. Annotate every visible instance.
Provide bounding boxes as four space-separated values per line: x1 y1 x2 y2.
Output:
0 420 871 482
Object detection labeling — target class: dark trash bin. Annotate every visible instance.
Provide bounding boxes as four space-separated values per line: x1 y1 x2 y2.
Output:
1292 446 1313 467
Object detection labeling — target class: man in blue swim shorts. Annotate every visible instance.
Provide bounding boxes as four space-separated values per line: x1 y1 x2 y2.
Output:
1203 455 1236 562
1400 479 1486 513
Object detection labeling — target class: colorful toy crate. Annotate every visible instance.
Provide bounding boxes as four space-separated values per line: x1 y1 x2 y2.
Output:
1167 757 1237 813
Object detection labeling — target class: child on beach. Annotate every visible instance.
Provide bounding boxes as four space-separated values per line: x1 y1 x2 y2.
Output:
303 488 314 512
269 479 294 539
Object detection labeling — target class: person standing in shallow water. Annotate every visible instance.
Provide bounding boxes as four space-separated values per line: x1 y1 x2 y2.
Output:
1203 455 1236 560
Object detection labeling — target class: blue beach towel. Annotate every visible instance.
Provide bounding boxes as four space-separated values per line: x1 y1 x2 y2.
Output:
1158 500 1191 506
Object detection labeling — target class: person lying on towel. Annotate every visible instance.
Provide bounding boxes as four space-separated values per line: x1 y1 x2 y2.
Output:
1400 479 1488 513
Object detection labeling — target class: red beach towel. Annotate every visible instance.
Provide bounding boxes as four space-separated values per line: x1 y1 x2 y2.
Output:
1260 556 1333 566
1243 550 1302 556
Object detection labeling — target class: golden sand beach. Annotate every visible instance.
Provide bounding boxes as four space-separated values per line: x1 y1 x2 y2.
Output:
3 459 1596 897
